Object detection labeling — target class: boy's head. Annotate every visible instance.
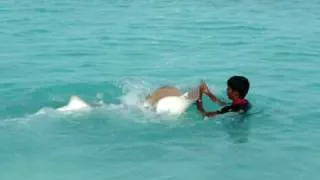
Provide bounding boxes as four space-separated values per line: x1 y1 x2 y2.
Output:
226 76 250 100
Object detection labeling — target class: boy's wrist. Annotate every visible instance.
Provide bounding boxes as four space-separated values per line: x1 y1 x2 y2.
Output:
205 90 213 96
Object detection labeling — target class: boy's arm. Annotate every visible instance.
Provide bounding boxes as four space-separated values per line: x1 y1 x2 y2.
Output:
196 88 206 114
196 91 219 117
196 99 218 117
205 90 227 106
196 96 238 117
200 81 226 106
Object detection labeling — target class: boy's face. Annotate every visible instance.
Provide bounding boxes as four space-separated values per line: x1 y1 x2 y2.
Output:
227 86 238 100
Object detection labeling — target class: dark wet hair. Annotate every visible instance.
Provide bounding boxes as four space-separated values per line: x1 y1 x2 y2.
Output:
227 76 250 98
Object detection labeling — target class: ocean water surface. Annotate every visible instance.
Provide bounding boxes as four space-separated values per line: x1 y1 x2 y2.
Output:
1 0 320 179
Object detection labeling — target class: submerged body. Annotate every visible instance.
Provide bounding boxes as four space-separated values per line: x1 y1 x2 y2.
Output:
56 85 199 115
144 86 200 115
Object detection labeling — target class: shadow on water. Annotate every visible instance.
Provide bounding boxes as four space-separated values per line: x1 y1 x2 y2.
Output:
187 99 259 144
218 112 258 144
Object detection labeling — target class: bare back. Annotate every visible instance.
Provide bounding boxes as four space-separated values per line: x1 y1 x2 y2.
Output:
145 86 182 106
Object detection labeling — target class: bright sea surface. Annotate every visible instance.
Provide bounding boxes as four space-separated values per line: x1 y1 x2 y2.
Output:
1 0 320 179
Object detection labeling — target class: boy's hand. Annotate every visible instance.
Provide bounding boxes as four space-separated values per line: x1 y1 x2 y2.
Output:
200 80 209 94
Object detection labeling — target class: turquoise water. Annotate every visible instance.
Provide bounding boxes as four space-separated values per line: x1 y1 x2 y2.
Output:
1 0 320 179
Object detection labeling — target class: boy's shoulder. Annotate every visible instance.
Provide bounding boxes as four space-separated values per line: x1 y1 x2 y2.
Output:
232 99 251 112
